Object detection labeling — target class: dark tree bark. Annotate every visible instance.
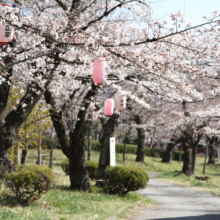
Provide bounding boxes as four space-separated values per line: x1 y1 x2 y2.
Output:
20 149 27 165
87 121 92 161
0 51 60 173
94 122 100 141
181 131 202 176
192 134 203 173
45 83 98 191
162 135 181 163
71 0 81 10
206 135 218 165
0 55 14 171
0 82 44 172
123 128 131 162
96 113 119 180
134 114 146 163
69 132 90 190
149 127 157 148
182 131 194 176
135 127 145 162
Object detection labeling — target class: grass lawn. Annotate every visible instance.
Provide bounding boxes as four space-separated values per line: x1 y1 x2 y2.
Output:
124 153 220 196
0 150 154 220
155 156 220 196
1 149 220 220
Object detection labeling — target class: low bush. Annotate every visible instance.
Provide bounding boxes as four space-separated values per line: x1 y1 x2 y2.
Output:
3 165 55 203
115 143 137 154
104 166 149 195
85 140 101 151
86 161 98 179
144 147 165 158
86 140 165 158
61 159 98 179
173 151 184 161
61 159 70 175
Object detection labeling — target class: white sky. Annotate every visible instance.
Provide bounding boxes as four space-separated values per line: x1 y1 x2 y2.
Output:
151 0 220 26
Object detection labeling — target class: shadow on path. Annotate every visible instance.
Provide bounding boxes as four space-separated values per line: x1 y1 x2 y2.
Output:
140 214 220 220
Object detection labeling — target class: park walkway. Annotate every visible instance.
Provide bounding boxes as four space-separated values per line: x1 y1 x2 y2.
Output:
127 173 220 220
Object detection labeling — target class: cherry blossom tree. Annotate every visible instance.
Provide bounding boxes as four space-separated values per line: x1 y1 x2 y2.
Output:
1 0 220 187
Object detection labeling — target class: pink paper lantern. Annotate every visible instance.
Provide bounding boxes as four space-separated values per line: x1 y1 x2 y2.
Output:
93 57 107 85
105 98 114 116
0 24 14 45
0 4 14 45
115 92 126 112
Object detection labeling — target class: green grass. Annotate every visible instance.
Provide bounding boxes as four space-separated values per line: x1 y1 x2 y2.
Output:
154 156 220 196
1 149 220 219
115 153 220 196
0 150 154 220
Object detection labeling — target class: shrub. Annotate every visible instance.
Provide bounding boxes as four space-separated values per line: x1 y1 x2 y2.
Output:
86 161 98 179
144 147 165 158
61 159 98 179
61 159 69 175
85 140 165 159
115 143 137 154
85 140 101 151
3 165 55 203
104 166 149 195
173 151 184 161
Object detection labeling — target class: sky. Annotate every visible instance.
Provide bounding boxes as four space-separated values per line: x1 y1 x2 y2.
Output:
151 0 220 26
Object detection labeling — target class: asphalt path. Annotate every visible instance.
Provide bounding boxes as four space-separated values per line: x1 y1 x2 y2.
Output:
127 173 220 220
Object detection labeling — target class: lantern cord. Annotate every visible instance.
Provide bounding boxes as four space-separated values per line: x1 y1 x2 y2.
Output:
5 0 23 9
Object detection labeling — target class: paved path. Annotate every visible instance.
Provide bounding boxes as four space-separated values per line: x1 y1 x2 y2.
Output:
128 173 220 220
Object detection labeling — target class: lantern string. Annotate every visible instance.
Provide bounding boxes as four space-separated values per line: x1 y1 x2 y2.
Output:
5 0 24 9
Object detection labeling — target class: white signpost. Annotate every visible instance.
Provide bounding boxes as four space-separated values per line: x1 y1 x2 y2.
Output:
110 137 116 166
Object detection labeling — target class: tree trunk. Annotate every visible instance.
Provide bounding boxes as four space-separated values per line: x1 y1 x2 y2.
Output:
179 144 183 162
123 130 131 162
162 142 175 163
20 149 27 165
135 127 145 162
49 140 54 168
182 143 193 176
208 145 217 165
134 114 146 163
203 142 208 174
0 126 17 172
49 126 54 168
69 135 90 190
0 82 44 173
13 145 20 166
87 121 92 161
181 129 193 176
96 114 119 180
94 122 99 141
208 144 217 165
206 136 218 165
182 131 195 176
37 135 42 165
162 135 182 163
44 84 98 191
192 134 202 173
181 126 203 176
149 127 157 148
